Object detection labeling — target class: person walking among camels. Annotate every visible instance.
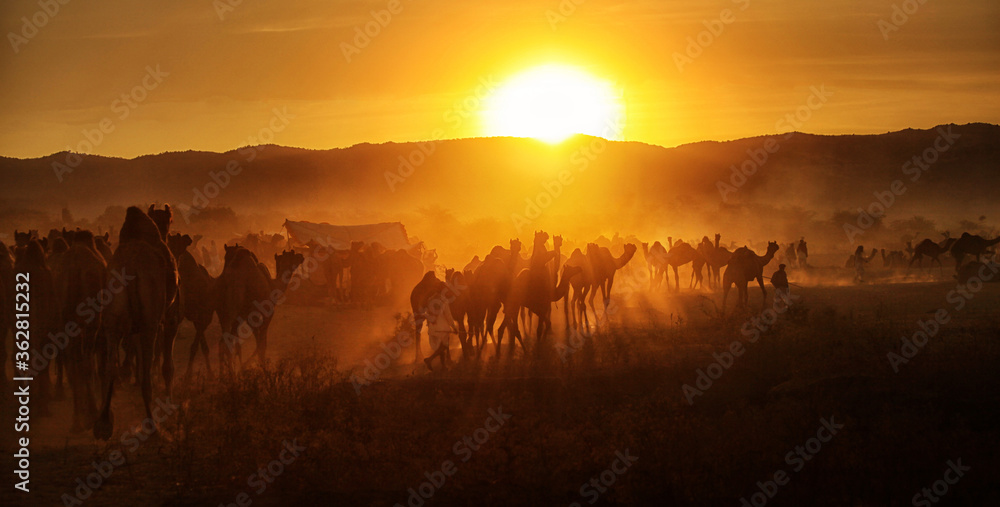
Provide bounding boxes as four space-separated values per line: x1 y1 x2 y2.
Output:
424 299 458 371
771 263 790 303
853 245 877 283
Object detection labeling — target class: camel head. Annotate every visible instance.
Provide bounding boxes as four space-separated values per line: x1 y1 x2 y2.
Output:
553 235 562 249
167 233 193 257
533 230 549 247
510 238 522 254
766 241 780 256
275 250 305 280
147 204 173 239
223 244 240 265
13 229 32 247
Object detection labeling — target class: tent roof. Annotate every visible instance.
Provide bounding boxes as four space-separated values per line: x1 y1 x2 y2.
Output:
282 220 410 251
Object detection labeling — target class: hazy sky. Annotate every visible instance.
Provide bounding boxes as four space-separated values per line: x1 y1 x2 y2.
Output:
1 0 997 158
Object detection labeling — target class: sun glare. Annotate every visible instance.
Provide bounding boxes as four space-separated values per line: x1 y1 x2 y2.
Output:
483 65 625 144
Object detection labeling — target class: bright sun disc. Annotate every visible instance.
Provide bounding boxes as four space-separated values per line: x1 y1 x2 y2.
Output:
483 65 624 144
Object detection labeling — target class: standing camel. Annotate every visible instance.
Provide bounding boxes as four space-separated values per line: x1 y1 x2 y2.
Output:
58 231 107 431
167 233 218 379
665 241 704 292
721 241 779 313
216 246 303 369
950 233 1000 270
587 243 637 318
909 234 956 271
641 242 669 290
499 264 581 356
699 234 732 289
95 207 177 440
468 240 520 355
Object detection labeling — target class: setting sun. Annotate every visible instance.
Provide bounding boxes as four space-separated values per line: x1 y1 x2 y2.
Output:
483 65 625 143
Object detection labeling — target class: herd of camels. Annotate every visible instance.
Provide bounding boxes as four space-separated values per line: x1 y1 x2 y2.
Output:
1 204 998 439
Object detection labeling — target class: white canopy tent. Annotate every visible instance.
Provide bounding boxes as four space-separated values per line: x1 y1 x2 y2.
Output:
282 220 411 251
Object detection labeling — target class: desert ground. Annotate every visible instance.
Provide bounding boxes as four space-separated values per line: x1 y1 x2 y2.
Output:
4 261 999 507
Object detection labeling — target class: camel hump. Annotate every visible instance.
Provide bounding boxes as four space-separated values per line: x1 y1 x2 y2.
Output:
119 206 164 246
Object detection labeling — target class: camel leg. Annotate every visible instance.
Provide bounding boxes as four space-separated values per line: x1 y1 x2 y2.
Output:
94 332 120 441
672 266 680 292
138 329 157 430
757 276 767 311
412 315 425 362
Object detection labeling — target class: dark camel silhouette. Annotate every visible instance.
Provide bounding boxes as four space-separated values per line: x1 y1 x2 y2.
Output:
666 240 704 292
167 233 218 379
640 241 668 290
699 234 732 289
499 264 581 356
57 231 108 431
94 207 177 440
216 246 303 370
0 241 13 393
587 243 637 317
564 247 595 330
468 240 520 355
909 234 956 271
880 249 907 269
950 233 1000 270
721 241 779 313
15 240 56 415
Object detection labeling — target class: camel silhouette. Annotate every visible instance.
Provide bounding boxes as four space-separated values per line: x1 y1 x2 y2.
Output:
499 264 581 357
880 249 907 269
640 241 669 290
721 241 779 313
0 241 13 393
564 247 595 330
95 206 177 441
950 232 1000 270
167 233 218 379
666 240 704 292
14 240 56 415
468 239 520 356
57 230 108 431
909 233 956 271
588 243 637 316
699 234 732 289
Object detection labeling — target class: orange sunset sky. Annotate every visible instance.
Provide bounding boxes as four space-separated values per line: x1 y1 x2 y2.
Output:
0 0 997 158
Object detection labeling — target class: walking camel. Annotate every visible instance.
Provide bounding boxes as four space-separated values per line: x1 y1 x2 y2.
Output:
721 241 780 313
94 206 177 440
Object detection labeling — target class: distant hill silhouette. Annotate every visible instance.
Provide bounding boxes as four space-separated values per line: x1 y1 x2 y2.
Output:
1 123 997 252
